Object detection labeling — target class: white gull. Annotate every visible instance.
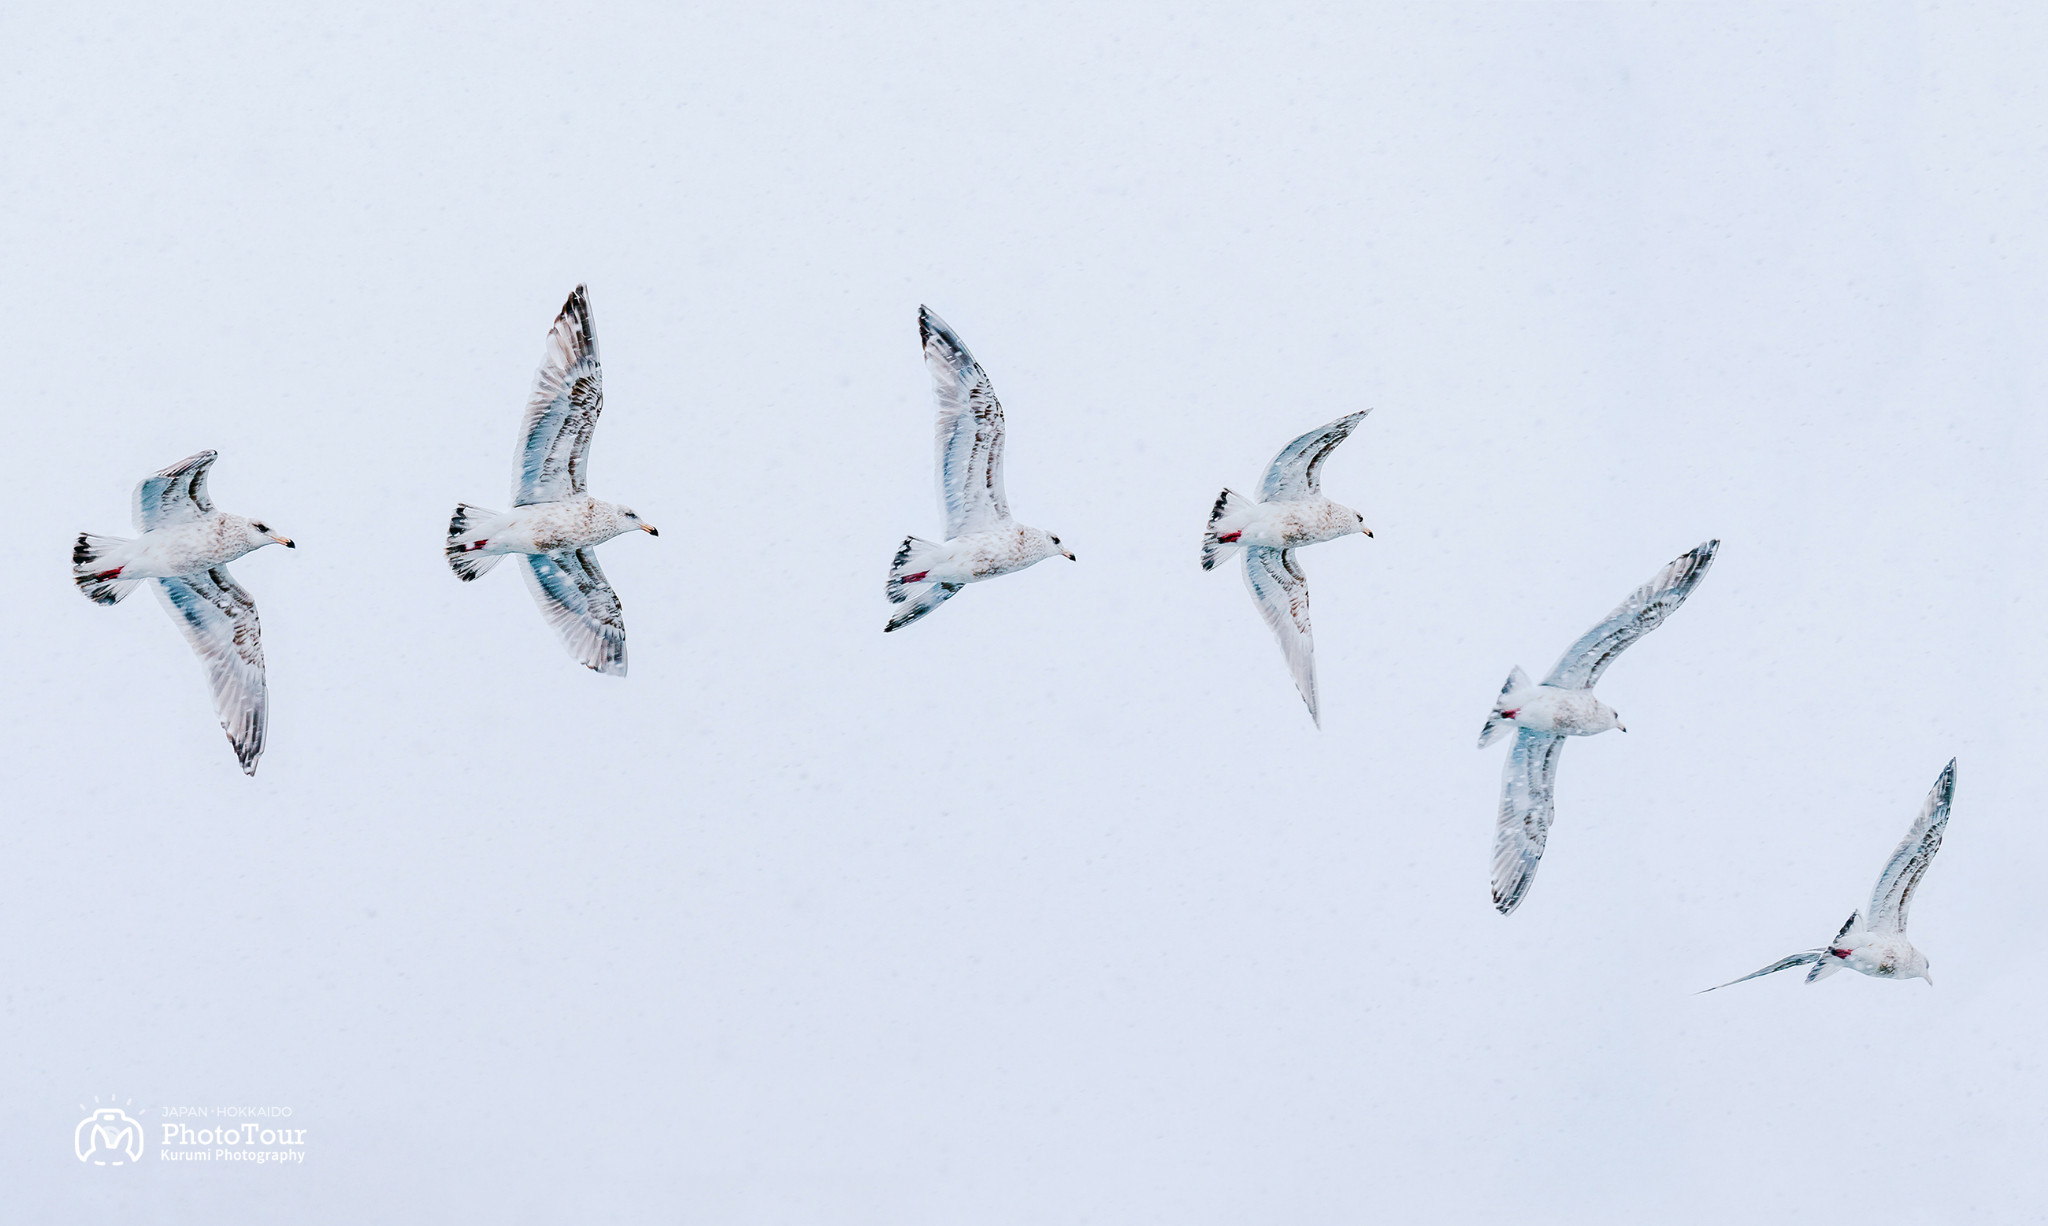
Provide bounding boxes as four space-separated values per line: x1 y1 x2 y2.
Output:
446 285 659 675
1704 759 1955 991
883 307 1074 632
72 450 295 775
1481 540 1718 914
1201 412 1374 726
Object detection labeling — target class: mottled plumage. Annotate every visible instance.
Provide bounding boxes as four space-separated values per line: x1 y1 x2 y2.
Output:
883 307 1073 632
446 285 658 675
1704 760 1955 991
1201 411 1374 725
1483 540 1718 915
71 450 294 775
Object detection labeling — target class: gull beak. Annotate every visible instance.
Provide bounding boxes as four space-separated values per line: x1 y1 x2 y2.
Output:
271 534 296 549
1060 547 1076 561
1923 969 1934 985
1617 722 1628 733
640 524 660 537
1363 528 1374 539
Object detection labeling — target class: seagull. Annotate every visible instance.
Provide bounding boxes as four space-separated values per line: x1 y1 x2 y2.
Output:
71 450 295 775
1200 412 1374 725
883 307 1074 632
446 285 658 675
1704 759 1955 991
1481 540 1719 914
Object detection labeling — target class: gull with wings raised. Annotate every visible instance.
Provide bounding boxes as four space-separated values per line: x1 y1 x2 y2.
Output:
72 450 295 775
1481 540 1718 914
882 307 1074 632
1704 760 1955 991
446 285 658 675
1201 412 1374 726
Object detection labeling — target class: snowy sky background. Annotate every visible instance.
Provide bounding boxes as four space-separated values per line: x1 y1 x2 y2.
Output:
4 2 2044 1221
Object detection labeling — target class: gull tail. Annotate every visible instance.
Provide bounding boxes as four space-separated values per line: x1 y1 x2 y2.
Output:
885 536 949 605
446 504 506 581
1202 488 1255 571
1804 911 1859 984
1478 666 1531 748
72 533 141 605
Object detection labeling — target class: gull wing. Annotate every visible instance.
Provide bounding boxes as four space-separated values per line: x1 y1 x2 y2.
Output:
1491 730 1566 915
921 306 1009 537
514 285 603 506
1865 760 1955 934
133 451 219 531
521 548 627 676
1699 950 1826 992
1543 540 1719 690
883 582 964 633
153 566 266 775
1259 411 1369 503
1242 545 1318 725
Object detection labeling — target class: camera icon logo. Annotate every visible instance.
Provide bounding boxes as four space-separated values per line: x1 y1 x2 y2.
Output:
76 1104 145 1166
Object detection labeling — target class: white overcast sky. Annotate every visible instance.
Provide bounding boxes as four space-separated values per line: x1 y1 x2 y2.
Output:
4 2 2044 1221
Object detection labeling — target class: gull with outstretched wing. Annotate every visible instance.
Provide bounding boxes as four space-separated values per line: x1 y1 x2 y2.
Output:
72 450 296 775
1201 412 1374 725
445 285 659 675
1704 760 1954 991
882 307 1074 632
1479 540 1719 914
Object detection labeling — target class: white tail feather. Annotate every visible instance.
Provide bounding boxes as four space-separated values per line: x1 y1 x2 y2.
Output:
885 536 949 605
447 504 506 581
1478 665 1531 748
72 533 141 605
1201 488 1255 571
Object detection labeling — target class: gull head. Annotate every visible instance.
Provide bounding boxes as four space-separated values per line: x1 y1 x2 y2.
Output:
239 516 294 550
1590 697 1625 734
1047 532 1075 562
620 507 659 537
1330 501 1373 540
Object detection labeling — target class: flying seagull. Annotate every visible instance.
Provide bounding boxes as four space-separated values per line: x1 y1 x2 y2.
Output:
446 285 658 675
1201 412 1374 726
1704 759 1955 991
1481 540 1719 914
72 450 295 775
883 307 1074 632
